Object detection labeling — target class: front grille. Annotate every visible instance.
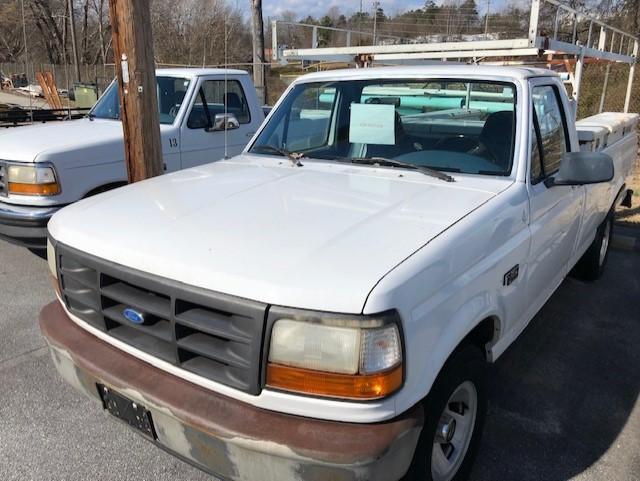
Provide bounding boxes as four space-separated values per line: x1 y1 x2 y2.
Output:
0 161 7 196
56 242 267 394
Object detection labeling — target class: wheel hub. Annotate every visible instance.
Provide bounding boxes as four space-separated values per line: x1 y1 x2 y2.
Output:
431 381 478 481
436 415 457 443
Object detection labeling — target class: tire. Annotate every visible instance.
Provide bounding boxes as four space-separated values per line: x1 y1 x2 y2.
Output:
28 248 48 260
571 211 613 281
404 345 487 481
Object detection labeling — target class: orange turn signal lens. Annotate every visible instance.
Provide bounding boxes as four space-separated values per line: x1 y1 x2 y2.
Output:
8 182 60 196
266 363 403 400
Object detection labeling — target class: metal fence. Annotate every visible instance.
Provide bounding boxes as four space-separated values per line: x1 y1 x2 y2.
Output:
2 60 639 119
577 63 640 119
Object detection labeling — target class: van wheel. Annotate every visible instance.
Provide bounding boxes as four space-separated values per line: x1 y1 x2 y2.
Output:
404 345 487 481
571 212 613 281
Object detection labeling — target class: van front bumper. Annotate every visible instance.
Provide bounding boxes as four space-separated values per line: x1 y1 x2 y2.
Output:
39 301 423 481
0 202 60 249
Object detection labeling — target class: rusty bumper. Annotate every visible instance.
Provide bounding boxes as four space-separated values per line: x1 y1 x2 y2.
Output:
39 301 423 481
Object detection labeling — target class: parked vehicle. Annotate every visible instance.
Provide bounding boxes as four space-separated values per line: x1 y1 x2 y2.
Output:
0 68 265 249
41 64 636 481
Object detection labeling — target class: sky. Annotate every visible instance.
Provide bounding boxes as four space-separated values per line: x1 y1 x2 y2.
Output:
261 0 424 19
256 0 513 20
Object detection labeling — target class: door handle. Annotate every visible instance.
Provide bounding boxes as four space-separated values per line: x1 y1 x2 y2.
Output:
246 131 256 137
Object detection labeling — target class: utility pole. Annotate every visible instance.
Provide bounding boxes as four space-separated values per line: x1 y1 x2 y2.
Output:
108 0 163 182
67 0 82 82
251 0 267 105
359 0 363 45
484 0 490 37
372 1 380 46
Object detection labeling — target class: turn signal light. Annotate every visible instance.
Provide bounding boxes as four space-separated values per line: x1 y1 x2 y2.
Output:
8 182 61 196
266 363 403 400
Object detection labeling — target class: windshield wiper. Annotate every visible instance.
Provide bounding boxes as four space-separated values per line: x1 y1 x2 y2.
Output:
350 157 455 183
251 145 305 167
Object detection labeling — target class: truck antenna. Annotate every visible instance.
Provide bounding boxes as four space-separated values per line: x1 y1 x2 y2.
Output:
224 13 229 159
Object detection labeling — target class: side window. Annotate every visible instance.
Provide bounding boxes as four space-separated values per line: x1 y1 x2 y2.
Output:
187 80 251 129
156 77 190 125
531 85 569 177
285 86 336 151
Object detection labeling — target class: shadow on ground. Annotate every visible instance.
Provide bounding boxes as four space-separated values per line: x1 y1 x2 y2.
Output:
471 250 640 480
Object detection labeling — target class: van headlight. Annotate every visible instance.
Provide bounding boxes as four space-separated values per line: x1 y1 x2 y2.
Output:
7 163 61 196
266 310 403 400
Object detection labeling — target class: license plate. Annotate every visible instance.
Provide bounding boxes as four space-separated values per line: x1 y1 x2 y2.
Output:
97 384 156 439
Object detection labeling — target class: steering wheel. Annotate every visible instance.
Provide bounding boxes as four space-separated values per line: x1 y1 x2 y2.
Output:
434 135 478 153
468 140 506 168
169 105 181 118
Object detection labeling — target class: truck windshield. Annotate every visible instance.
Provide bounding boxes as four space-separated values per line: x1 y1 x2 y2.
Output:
90 76 191 125
250 79 517 176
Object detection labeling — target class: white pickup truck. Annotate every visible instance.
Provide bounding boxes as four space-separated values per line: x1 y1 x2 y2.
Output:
0 68 264 250
41 65 636 481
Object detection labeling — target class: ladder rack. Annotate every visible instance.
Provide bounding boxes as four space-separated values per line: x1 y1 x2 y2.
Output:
271 0 638 112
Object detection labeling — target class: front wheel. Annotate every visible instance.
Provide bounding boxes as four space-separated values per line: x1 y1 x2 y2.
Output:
404 345 487 481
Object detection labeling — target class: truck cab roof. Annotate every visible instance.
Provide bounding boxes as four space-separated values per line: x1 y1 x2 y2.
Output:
155 67 249 78
293 65 558 83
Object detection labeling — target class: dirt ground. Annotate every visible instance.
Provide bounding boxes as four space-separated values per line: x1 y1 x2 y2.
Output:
616 156 640 225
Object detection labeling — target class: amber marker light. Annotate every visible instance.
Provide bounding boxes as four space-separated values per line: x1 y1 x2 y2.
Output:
8 182 61 195
266 363 403 400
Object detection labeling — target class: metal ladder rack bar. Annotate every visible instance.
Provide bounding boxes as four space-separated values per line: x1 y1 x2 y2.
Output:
272 0 638 112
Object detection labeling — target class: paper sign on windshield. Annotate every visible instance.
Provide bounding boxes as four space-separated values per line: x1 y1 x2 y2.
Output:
349 103 396 145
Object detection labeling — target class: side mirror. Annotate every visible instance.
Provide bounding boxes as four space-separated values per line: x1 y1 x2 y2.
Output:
206 113 240 132
545 151 614 187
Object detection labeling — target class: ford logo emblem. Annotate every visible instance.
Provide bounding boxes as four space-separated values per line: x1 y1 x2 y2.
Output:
123 307 145 325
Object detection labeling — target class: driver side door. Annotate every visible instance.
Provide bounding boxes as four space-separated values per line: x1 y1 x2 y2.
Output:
525 81 584 306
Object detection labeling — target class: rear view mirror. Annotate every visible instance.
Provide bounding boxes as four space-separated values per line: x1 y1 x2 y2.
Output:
546 151 614 187
206 113 240 132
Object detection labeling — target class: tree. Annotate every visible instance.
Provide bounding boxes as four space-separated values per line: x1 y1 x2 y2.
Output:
318 15 333 46
459 0 479 33
0 1 26 63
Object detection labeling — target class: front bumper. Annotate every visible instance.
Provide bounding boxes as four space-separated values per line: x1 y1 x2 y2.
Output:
40 301 423 481
0 201 60 249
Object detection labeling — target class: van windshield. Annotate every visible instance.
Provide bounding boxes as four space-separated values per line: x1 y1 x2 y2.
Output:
250 79 517 176
90 76 191 125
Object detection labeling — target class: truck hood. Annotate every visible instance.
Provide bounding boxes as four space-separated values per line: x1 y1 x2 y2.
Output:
0 118 125 162
49 155 509 313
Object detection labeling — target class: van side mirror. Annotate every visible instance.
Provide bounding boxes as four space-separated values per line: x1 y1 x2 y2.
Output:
206 113 240 132
545 151 614 187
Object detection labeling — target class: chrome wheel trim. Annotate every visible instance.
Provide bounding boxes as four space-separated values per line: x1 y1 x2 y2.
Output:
431 381 478 481
599 219 611 266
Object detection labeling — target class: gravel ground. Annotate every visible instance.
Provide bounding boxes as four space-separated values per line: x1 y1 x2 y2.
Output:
0 240 638 481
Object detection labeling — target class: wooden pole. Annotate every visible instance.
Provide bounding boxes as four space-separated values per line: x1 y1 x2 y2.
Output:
251 0 267 105
67 0 82 82
108 0 163 182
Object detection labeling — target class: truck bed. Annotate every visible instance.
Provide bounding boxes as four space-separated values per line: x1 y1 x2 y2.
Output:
577 112 638 186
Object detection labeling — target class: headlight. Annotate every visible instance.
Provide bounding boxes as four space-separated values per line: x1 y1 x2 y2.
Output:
7 164 60 195
267 313 403 400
